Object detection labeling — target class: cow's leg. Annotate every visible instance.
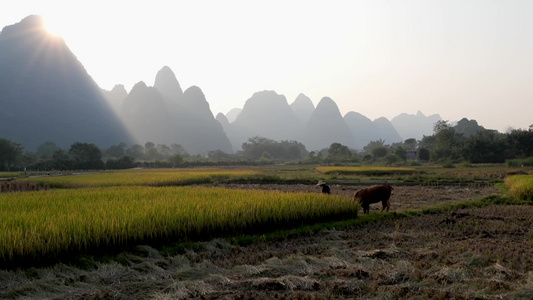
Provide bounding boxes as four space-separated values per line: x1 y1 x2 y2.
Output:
381 200 390 212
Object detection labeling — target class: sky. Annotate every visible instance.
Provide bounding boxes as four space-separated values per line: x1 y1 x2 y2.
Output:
2 0 532 132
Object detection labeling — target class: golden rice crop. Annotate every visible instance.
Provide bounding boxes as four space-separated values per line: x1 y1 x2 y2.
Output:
504 175 533 201
316 166 416 175
0 172 20 178
0 186 357 263
19 168 259 188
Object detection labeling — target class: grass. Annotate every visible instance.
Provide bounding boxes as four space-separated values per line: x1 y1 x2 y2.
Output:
0 186 357 265
504 175 533 201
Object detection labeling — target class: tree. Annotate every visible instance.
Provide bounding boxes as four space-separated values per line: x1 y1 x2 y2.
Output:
418 148 430 161
433 120 451 134
105 142 126 158
170 143 189 156
506 128 533 158
306 151 321 163
0 138 23 171
145 142 155 151
168 154 184 167
106 156 135 169
463 130 506 163
52 149 72 170
36 141 60 158
68 142 104 169
241 136 307 161
126 144 144 159
145 147 160 161
419 135 436 151
156 144 172 158
364 139 386 153
385 154 398 166
327 143 352 160
432 123 464 161
403 138 418 150
372 146 388 159
208 150 231 161
394 147 407 161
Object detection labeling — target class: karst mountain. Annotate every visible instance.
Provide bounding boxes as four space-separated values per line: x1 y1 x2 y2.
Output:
1 15 444 154
0 15 132 150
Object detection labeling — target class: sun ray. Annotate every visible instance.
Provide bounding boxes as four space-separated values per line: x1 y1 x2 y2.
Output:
42 16 63 37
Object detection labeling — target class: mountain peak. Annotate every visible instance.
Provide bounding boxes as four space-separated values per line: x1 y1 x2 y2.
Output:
315 97 341 113
290 93 315 125
154 66 183 104
130 81 148 92
304 97 356 150
0 15 60 42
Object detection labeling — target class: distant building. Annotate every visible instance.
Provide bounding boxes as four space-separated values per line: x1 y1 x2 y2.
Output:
406 150 418 160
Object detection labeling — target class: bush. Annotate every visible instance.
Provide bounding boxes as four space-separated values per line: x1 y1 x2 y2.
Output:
504 175 533 201
506 157 533 167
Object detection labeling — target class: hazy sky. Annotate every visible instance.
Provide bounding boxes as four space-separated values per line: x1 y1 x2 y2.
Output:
3 0 532 132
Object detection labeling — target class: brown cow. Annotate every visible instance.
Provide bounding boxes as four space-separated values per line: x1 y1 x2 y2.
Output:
353 185 393 214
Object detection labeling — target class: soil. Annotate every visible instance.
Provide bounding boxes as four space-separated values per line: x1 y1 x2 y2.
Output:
2 184 532 300
218 183 500 213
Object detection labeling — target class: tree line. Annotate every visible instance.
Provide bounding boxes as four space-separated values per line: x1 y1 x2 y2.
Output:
1 122 532 171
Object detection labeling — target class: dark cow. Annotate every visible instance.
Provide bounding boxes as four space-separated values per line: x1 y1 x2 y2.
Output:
353 185 393 214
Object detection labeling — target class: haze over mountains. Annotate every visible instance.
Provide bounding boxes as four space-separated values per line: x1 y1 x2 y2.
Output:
1 15 448 154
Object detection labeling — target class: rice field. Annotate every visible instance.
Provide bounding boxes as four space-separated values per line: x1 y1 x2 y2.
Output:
316 166 417 176
0 186 357 264
504 174 533 201
19 168 260 188
0 172 20 178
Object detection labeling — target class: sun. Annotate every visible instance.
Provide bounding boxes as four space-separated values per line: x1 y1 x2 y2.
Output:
42 17 63 37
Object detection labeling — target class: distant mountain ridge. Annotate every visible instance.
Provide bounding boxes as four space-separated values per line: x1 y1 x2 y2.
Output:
1 15 449 154
223 95 437 151
391 111 442 140
112 66 233 154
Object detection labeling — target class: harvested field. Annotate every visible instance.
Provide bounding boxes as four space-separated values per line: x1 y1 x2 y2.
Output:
1 204 532 299
218 183 500 213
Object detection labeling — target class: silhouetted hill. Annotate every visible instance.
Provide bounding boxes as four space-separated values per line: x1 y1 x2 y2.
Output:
100 84 127 115
344 112 378 149
390 111 441 140
215 112 234 151
225 108 242 123
304 97 356 151
229 91 303 150
177 86 233 154
121 81 171 145
153 65 183 111
119 66 233 154
216 113 230 128
453 118 486 137
290 93 315 125
0 15 132 150
373 117 403 144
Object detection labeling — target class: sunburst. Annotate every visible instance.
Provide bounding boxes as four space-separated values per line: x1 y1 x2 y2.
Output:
42 16 63 37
